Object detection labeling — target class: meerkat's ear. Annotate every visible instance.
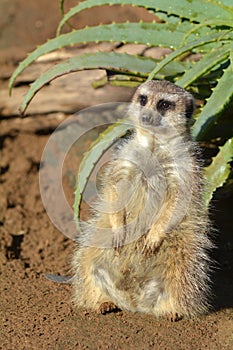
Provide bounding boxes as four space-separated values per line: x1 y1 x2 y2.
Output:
185 95 195 119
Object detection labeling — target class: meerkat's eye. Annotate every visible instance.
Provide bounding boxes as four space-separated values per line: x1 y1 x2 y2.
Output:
138 94 148 106
157 99 174 112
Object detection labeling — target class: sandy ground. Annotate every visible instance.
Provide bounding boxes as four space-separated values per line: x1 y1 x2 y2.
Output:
1 1 233 349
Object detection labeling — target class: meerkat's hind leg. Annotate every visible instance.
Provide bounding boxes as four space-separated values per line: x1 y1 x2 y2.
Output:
73 272 118 313
45 270 121 314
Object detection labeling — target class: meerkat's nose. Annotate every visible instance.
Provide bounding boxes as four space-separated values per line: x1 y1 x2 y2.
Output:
141 109 161 126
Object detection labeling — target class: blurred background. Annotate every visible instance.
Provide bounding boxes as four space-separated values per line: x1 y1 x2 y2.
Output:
0 0 153 62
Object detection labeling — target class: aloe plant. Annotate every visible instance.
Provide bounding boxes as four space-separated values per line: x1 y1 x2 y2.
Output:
9 0 233 223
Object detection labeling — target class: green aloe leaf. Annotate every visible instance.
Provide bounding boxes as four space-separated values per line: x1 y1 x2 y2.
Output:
59 0 74 30
192 63 233 140
59 0 66 16
147 30 232 80
57 0 233 34
176 44 230 88
74 120 131 226
19 52 191 113
9 21 200 94
204 138 233 206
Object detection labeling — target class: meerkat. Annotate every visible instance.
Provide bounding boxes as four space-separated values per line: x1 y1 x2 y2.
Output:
72 80 212 321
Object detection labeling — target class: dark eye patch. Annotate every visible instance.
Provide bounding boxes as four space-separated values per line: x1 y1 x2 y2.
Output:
157 99 175 113
138 94 148 106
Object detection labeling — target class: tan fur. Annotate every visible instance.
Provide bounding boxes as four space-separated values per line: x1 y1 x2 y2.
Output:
72 80 212 320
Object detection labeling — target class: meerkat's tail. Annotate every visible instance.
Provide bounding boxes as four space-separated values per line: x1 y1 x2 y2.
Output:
44 273 74 284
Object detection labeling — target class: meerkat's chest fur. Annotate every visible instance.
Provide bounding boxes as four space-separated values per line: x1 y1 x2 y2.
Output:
112 128 198 233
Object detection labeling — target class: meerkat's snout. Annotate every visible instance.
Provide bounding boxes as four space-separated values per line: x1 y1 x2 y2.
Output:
140 108 161 126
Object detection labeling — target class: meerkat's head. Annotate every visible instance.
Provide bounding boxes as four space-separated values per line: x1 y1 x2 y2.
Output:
129 80 194 138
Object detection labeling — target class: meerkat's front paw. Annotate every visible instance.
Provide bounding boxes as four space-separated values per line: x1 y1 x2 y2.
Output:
98 302 120 315
166 312 183 322
142 233 165 255
112 233 125 250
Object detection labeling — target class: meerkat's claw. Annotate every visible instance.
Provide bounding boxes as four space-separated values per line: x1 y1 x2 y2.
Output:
166 312 183 322
98 302 120 315
142 242 159 256
112 232 126 250
142 245 153 256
